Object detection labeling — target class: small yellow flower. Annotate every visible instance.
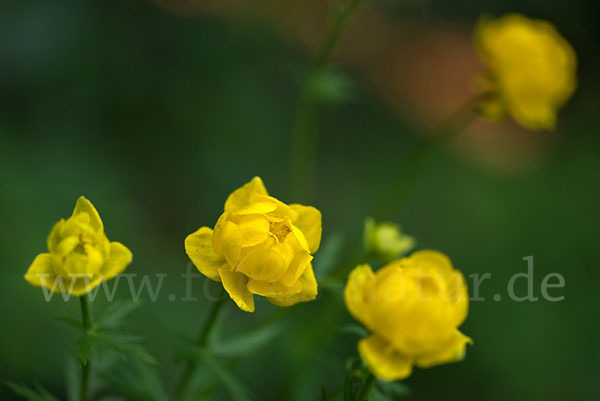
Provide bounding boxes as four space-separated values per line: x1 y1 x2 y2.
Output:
185 177 321 312
364 218 415 261
25 197 133 296
474 14 577 130
344 250 471 381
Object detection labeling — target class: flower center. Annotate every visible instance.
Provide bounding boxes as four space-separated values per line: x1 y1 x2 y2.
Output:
269 221 291 243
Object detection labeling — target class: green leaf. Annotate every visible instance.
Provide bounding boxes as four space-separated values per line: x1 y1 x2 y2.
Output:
77 333 95 366
3 381 60 401
96 301 143 329
314 231 345 280
100 359 167 401
211 323 281 357
179 347 253 401
343 356 363 401
322 385 330 401
375 380 410 398
95 332 157 365
56 316 85 330
339 324 369 338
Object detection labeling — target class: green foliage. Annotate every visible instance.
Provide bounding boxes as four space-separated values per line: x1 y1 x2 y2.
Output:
3 381 60 401
339 324 369 338
343 357 365 401
211 323 282 357
322 385 331 401
182 347 254 401
96 301 143 329
100 359 167 401
314 232 346 280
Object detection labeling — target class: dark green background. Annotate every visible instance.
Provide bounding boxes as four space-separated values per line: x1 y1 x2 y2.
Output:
1 0 599 400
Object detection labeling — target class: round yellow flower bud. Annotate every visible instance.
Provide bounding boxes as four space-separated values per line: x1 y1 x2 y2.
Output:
25 197 133 296
344 250 471 381
474 14 577 130
185 177 322 312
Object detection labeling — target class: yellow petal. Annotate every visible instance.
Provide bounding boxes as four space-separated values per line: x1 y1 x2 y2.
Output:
290 225 310 253
278 246 312 287
358 335 413 381
24 254 103 296
46 219 65 253
72 196 104 232
267 263 318 307
344 264 375 329
236 201 277 215
415 330 472 368
408 249 453 272
218 267 255 312
185 227 224 281
224 177 268 212
101 242 133 280
237 245 287 282
290 204 322 253
214 220 243 267
24 253 56 288
247 277 302 297
230 214 270 247
252 195 298 221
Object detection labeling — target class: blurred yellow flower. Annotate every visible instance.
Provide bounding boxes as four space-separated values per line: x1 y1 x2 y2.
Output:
474 14 577 130
344 250 471 381
25 197 132 296
364 218 415 261
185 177 321 312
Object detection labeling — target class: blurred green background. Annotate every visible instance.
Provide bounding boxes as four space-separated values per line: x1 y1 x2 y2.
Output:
1 0 599 400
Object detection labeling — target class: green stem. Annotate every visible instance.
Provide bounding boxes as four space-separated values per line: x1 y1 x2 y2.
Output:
79 296 92 401
289 0 366 203
356 373 376 401
175 293 226 401
374 96 480 219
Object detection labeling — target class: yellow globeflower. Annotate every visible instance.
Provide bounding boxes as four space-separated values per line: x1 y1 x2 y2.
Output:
185 177 321 312
25 197 133 296
474 14 577 130
344 250 471 381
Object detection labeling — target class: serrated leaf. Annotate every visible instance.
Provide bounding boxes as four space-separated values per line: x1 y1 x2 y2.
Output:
77 333 95 366
95 333 157 365
211 323 281 357
3 381 60 401
100 359 167 401
56 316 85 330
339 324 369 338
96 301 142 329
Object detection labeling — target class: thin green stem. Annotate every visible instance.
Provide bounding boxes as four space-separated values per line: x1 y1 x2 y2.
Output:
175 292 226 401
79 296 92 401
356 373 376 401
289 0 366 203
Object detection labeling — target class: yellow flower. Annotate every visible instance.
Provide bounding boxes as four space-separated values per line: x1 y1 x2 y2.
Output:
344 250 471 381
364 218 415 261
474 14 577 130
185 177 321 312
25 197 133 296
